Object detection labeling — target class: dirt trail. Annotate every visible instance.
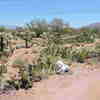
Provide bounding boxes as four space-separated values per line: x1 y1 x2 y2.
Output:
0 68 100 100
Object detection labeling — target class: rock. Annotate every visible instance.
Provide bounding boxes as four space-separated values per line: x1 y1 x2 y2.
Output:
55 60 70 74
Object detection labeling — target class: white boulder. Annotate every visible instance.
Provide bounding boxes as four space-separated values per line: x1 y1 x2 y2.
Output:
55 60 70 74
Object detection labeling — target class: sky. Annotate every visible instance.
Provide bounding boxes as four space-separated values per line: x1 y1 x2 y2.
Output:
0 0 100 28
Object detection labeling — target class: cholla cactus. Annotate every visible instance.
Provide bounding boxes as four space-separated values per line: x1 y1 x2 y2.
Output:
20 32 32 48
0 33 10 52
0 64 7 76
19 64 33 89
0 36 4 52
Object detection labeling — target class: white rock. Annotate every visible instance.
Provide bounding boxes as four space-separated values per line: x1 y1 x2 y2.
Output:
55 60 70 74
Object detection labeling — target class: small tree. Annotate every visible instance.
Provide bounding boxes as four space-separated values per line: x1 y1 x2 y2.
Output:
50 18 69 33
26 19 48 37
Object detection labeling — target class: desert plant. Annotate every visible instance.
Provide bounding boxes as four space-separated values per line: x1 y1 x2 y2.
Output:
38 54 62 74
6 80 20 90
5 64 34 90
0 26 6 32
18 64 35 89
0 55 8 63
20 32 32 48
26 19 48 37
0 64 7 76
19 70 32 89
72 48 89 63
0 36 4 52
95 43 100 53
76 32 95 43
12 58 27 68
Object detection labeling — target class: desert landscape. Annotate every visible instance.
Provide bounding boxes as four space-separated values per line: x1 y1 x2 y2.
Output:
0 18 100 100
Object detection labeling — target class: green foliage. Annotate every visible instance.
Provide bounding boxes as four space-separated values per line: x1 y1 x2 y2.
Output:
9 62 34 89
0 33 11 52
26 19 48 37
43 43 61 56
0 26 6 32
19 70 32 89
61 31 96 44
38 55 61 74
6 80 20 90
76 32 95 43
95 43 100 54
63 28 73 33
13 58 27 68
38 36 72 74
72 48 89 63
19 32 32 48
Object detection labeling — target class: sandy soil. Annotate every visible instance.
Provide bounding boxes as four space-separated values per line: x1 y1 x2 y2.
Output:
0 67 100 100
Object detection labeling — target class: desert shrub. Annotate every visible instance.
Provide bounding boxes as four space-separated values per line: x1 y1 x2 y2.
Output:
38 39 74 74
95 43 100 53
6 80 20 90
38 55 62 74
12 58 27 68
43 43 61 56
0 48 10 57
12 58 42 89
0 64 7 76
0 55 8 63
19 70 32 89
38 33 71 74
62 31 96 44
44 32 67 56
18 63 39 89
72 48 89 63
26 19 48 37
76 32 95 43
1 64 34 90
37 30 96 75
0 79 14 91
18 32 33 48
60 47 73 59
0 27 6 32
